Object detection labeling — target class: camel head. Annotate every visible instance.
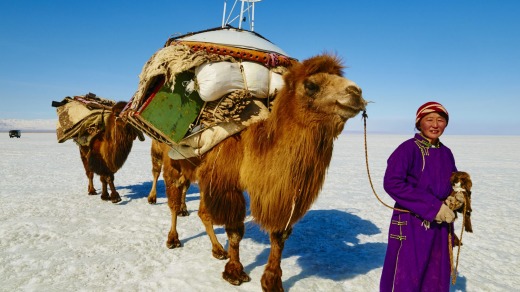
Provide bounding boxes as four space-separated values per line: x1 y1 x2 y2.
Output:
111 101 145 141
278 54 366 126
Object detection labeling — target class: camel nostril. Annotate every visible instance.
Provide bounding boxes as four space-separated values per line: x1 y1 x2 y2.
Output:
346 85 362 97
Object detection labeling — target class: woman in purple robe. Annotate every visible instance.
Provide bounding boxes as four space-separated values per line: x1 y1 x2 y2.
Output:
380 101 457 292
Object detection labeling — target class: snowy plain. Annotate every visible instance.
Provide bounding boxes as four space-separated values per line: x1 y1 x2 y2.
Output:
1 132 519 292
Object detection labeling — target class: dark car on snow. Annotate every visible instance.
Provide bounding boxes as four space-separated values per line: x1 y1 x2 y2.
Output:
9 130 21 138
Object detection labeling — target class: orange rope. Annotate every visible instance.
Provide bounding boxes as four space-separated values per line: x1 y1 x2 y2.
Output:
451 197 468 285
449 225 454 282
363 111 409 213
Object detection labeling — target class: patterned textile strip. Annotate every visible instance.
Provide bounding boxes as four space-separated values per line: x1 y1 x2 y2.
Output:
172 41 295 68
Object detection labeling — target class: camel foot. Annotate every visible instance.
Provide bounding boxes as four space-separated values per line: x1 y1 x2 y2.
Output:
177 209 189 217
212 248 228 260
261 270 283 292
109 192 121 203
147 195 157 205
223 262 250 286
166 239 182 249
88 191 97 196
177 204 189 216
100 193 110 201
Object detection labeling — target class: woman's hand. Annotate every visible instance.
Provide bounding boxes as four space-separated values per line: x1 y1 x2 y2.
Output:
445 192 465 211
435 204 455 223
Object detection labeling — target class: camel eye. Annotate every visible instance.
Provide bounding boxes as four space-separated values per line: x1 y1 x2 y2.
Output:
304 80 319 96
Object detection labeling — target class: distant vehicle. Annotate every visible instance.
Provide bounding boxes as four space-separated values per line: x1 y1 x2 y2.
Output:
9 130 21 138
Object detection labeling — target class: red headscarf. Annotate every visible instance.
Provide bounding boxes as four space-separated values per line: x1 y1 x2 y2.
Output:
415 101 449 125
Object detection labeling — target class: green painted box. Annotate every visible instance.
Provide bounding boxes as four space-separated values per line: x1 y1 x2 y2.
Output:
137 72 203 143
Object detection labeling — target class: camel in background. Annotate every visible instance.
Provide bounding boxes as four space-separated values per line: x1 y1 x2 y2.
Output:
79 101 144 203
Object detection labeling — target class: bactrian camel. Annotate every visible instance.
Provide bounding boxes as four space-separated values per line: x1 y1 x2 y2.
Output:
162 54 365 291
79 101 143 203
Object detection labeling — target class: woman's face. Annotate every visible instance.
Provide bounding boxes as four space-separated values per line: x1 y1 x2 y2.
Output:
418 112 447 143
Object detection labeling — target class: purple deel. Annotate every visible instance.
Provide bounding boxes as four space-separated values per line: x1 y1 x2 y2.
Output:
380 134 457 292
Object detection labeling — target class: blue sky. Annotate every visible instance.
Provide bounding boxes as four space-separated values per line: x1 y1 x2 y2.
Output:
1 0 519 135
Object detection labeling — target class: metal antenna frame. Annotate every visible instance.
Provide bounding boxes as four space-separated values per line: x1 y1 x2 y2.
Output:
222 0 262 31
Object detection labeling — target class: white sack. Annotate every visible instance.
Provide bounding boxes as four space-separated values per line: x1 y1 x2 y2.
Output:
241 61 269 98
195 61 285 101
268 72 284 96
195 62 244 101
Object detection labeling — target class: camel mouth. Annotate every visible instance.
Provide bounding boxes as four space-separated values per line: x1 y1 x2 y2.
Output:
335 98 367 118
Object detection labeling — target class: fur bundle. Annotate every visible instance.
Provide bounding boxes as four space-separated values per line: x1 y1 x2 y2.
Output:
446 171 473 232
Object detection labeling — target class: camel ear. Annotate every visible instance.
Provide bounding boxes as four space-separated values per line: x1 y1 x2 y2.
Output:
282 70 296 91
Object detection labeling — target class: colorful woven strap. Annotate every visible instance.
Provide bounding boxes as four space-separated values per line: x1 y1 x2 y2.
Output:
170 40 295 68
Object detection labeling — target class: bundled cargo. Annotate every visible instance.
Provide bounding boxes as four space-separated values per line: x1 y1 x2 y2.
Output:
192 60 285 101
122 26 296 159
52 93 116 145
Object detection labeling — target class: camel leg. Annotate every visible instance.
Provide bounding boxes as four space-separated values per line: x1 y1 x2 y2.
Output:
198 191 227 260
148 142 163 204
177 176 189 217
165 185 181 248
100 175 110 201
106 174 121 203
163 159 183 248
147 160 161 204
222 221 250 285
197 160 247 283
86 171 96 195
79 147 96 195
261 228 292 292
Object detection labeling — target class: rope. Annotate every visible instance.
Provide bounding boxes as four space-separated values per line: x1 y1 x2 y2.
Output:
362 111 409 213
448 225 454 282
208 145 223 197
451 196 468 285
284 195 297 231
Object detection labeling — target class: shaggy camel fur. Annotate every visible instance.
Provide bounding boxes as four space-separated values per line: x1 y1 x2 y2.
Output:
79 101 143 203
163 54 366 291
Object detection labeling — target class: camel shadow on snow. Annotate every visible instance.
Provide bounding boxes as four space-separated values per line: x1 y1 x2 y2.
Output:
110 182 434 289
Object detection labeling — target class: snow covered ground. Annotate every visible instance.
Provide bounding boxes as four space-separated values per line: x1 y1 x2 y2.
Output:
1 132 519 291
0 119 56 132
